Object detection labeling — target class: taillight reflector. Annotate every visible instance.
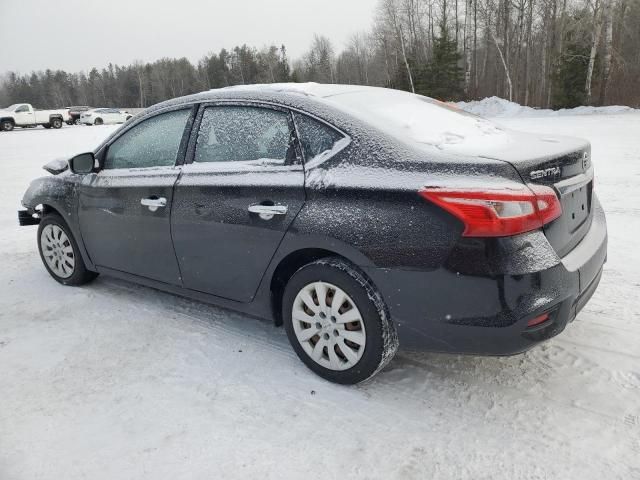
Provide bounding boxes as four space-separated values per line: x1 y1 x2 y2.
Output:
527 313 550 327
419 185 562 237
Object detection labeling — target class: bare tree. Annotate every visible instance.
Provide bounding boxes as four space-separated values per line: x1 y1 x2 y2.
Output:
585 0 604 103
598 0 614 105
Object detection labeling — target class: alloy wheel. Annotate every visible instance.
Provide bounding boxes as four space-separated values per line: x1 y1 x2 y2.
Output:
292 281 366 371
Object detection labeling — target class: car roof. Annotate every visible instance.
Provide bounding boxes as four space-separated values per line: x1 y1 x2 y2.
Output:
149 83 393 110
143 83 403 134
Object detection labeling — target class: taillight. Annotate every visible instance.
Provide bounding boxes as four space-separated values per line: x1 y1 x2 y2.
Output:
419 184 562 237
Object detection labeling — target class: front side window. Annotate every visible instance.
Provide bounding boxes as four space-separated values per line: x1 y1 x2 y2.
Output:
104 109 190 169
15 105 29 113
194 106 295 166
293 113 344 162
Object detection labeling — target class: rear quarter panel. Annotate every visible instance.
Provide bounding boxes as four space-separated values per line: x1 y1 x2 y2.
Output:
288 129 529 270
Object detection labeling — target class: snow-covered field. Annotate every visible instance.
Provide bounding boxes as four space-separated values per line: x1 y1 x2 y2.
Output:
1 111 639 479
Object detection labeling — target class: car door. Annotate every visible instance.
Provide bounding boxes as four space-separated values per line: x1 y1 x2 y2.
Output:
103 109 116 124
171 103 306 302
110 109 122 124
78 107 194 284
14 104 34 126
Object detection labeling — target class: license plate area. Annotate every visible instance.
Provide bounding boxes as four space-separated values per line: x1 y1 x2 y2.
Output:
562 181 592 233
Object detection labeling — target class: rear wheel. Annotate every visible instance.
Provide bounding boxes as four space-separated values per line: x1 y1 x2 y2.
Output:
94 117 103 126
283 257 398 384
1 120 14 131
37 213 98 286
51 118 63 129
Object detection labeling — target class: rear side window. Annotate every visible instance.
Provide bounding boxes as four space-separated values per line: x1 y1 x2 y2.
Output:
293 113 344 162
194 106 295 166
104 109 190 169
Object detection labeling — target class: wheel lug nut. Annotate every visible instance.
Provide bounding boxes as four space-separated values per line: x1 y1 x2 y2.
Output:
315 322 322 329
323 333 330 340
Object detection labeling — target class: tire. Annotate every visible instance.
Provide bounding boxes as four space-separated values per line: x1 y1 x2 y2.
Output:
37 213 98 286
283 257 398 384
51 117 63 129
66 121 73 125
1 120 14 131
94 118 103 126
43 124 51 129
74 119 81 125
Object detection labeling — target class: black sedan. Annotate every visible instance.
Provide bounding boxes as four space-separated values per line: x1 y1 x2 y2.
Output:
19 84 607 384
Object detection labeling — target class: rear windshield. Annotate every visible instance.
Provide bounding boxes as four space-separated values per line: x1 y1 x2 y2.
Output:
324 89 508 153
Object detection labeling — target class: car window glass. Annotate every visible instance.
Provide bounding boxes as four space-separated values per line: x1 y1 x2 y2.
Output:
16 105 29 113
293 113 344 162
195 106 294 166
104 109 190 169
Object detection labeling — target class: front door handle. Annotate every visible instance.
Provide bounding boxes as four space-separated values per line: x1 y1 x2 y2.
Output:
248 204 288 220
141 197 167 212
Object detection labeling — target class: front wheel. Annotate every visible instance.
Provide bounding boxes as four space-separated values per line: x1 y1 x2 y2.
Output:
37 213 98 286
94 118 103 126
283 257 398 384
1 120 14 131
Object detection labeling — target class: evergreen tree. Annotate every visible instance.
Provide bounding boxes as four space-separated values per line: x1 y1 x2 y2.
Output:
414 28 464 100
552 30 592 109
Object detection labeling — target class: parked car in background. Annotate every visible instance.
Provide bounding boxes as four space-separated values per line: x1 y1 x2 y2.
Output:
0 103 70 131
66 106 92 125
80 108 132 126
18 84 607 384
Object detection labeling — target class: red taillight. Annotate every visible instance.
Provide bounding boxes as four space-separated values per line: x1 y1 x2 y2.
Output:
419 184 562 237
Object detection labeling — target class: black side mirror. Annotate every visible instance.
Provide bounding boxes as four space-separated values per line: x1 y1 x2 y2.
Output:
68 152 96 174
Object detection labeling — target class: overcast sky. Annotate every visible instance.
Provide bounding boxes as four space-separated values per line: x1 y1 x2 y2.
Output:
0 0 377 74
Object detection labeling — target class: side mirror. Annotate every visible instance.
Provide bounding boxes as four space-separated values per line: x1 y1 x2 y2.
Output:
68 152 96 174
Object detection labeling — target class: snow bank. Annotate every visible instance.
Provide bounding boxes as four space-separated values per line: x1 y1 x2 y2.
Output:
457 96 637 118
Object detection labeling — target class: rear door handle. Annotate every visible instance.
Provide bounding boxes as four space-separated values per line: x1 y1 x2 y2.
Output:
141 197 167 212
248 204 288 220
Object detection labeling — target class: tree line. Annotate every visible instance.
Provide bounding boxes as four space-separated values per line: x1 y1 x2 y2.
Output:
1 0 638 110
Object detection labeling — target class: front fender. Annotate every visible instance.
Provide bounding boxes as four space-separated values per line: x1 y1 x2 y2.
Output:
21 175 95 270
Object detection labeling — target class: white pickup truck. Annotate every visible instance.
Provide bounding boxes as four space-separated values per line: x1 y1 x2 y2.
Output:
0 104 71 131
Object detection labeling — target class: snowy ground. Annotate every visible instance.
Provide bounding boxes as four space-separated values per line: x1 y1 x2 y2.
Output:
1 113 639 480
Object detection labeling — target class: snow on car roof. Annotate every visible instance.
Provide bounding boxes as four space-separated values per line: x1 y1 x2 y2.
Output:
221 82 371 98
221 83 510 153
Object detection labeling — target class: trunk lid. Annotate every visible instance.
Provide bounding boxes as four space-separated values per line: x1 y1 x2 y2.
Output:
449 129 593 257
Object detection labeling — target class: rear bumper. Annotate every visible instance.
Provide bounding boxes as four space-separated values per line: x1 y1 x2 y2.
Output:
364 198 607 355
